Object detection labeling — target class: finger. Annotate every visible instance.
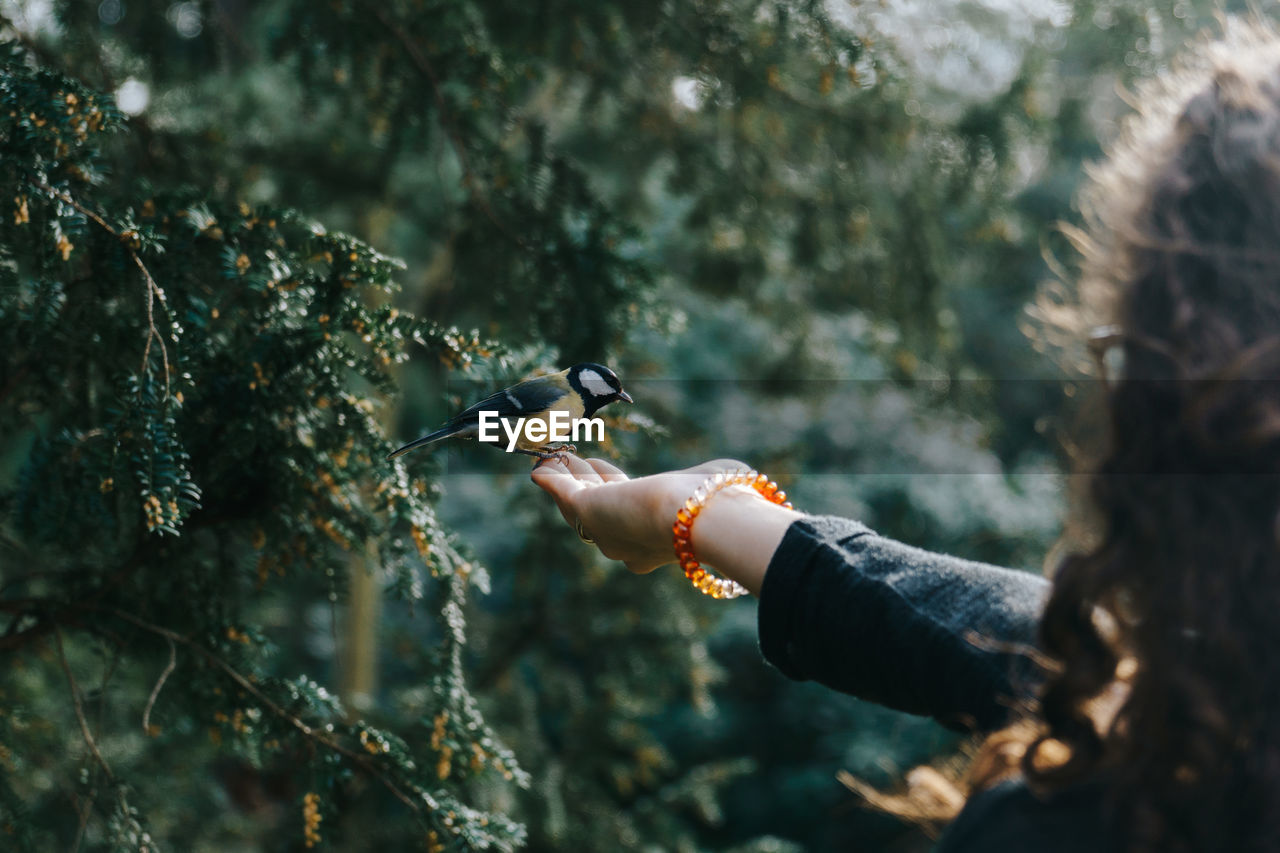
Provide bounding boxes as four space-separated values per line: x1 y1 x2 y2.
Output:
556 452 606 485
584 457 628 481
530 456 589 501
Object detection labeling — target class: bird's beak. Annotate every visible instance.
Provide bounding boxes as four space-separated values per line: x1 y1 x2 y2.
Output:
617 390 634 404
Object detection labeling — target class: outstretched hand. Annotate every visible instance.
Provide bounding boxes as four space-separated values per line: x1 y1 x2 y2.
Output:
530 455 750 575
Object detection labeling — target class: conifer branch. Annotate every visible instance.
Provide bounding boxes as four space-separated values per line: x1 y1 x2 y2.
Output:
35 182 172 399
104 608 427 817
53 625 116 785
55 625 146 847
372 8 524 248
70 785 97 853
141 635 176 736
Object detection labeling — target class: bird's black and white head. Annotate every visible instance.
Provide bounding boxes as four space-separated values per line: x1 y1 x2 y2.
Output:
567 363 633 416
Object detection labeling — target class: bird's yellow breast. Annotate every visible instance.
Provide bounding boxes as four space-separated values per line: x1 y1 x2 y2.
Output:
512 394 585 452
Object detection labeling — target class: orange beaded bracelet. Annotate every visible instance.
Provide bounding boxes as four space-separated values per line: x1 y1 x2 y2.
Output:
672 467 794 599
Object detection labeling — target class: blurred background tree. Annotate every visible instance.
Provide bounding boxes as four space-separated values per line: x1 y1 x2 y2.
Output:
0 0 1265 850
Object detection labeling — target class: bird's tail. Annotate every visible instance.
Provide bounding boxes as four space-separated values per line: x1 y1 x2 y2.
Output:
386 425 455 460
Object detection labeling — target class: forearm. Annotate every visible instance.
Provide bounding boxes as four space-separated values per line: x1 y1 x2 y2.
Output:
758 515 1051 731
532 456 1048 730
665 486 1050 730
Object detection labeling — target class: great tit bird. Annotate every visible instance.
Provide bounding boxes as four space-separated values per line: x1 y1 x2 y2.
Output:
387 362 633 460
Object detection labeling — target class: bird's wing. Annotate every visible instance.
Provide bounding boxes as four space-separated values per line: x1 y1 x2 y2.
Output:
387 372 571 459
445 372 570 430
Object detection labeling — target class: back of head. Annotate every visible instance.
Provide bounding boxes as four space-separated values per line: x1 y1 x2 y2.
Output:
1031 19 1280 853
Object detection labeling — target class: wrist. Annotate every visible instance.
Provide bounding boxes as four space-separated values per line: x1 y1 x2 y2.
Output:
669 467 797 598
691 488 796 593
688 485 762 556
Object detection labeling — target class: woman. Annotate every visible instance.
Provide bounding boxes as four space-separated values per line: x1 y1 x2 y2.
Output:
534 21 1280 852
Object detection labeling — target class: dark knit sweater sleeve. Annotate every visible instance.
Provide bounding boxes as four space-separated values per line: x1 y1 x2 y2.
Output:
757 515 1050 732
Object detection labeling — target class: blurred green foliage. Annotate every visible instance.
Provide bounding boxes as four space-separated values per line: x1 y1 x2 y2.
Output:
0 0 1264 850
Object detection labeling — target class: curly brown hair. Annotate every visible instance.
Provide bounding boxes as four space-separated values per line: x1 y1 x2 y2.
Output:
1027 18 1280 852
857 18 1280 852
